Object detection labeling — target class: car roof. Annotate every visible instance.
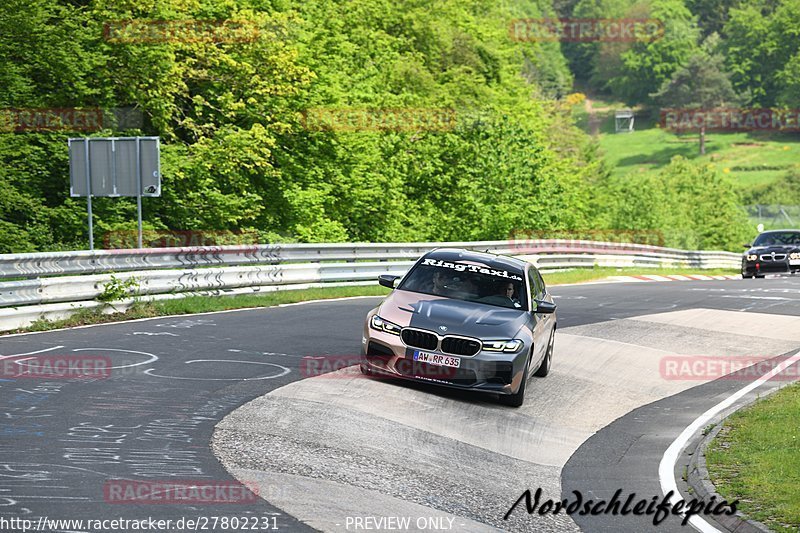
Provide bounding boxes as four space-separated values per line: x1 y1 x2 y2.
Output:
423 248 529 273
759 229 800 234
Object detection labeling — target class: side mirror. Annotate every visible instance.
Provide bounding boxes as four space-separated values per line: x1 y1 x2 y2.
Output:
378 274 400 289
743 243 752 248
533 300 557 314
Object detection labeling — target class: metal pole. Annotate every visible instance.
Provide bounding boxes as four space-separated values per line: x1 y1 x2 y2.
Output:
84 139 94 251
136 137 143 249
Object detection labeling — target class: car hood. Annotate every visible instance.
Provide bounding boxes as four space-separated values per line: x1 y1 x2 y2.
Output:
378 289 528 339
746 245 800 255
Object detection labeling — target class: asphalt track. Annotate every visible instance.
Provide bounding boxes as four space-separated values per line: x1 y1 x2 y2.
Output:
1 277 800 533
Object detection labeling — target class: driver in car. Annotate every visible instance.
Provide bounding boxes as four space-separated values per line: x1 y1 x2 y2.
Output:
495 280 522 308
498 281 515 299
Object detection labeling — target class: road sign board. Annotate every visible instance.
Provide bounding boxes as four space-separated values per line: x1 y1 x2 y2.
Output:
69 137 160 197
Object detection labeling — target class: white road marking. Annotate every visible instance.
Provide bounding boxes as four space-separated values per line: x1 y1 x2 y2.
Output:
131 331 179 337
0 346 63 359
71 348 158 369
642 275 676 281
143 360 290 381
721 295 796 301
156 318 216 329
658 348 800 533
228 349 301 358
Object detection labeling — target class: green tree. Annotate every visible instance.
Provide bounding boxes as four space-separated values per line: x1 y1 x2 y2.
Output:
603 156 750 250
608 0 700 104
742 170 800 206
686 0 741 37
652 34 741 154
568 0 700 105
723 0 800 107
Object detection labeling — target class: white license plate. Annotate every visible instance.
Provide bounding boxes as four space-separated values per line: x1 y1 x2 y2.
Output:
413 351 461 368
791 260 800 266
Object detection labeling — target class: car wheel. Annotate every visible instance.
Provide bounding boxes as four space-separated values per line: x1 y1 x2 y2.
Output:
755 274 766 279
742 271 753 279
500 351 531 408
359 361 372 376
534 328 555 378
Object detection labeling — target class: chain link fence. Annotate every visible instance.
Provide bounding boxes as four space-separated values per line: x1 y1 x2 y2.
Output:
745 205 800 230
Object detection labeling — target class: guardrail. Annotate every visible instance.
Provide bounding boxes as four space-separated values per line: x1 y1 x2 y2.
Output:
0 239 739 280
0 240 741 332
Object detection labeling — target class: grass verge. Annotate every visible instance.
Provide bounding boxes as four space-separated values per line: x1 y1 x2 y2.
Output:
597 126 799 189
572 94 800 190
705 382 800 532
17 285 391 335
6 266 738 335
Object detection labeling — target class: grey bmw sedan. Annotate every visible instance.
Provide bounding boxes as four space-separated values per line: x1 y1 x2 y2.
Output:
361 248 556 407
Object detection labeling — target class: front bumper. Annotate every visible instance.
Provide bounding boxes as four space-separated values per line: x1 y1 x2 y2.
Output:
742 259 800 275
361 328 528 396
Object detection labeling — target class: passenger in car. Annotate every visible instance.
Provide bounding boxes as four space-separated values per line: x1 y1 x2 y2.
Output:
431 270 450 296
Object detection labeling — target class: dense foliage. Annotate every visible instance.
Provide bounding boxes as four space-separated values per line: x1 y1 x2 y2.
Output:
651 34 742 154
595 156 752 250
743 170 800 206
567 0 800 110
0 0 756 253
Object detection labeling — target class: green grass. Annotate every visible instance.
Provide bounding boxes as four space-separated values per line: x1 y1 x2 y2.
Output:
573 94 800 190
598 127 799 188
706 383 800 532
6 266 738 336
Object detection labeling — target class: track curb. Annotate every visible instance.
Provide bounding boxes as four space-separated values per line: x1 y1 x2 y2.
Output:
685 387 786 533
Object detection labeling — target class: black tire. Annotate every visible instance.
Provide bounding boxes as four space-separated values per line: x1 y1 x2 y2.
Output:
500 352 531 407
755 274 766 279
359 360 372 376
742 272 753 279
534 328 555 378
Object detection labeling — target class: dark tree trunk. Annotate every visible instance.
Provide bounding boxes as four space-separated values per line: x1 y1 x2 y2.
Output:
699 125 706 155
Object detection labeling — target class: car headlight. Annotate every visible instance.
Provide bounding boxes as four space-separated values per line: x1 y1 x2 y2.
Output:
370 315 402 336
483 339 524 353
790 252 800 260
746 254 758 261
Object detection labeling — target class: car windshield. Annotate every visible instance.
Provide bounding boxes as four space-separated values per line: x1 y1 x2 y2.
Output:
398 259 528 311
753 232 800 246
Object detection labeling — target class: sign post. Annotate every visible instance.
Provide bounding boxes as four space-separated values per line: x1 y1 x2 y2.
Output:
68 137 161 250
